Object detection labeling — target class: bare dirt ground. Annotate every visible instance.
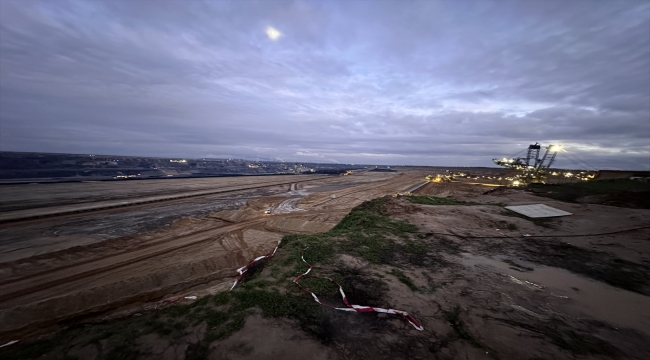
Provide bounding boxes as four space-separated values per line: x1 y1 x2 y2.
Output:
0 175 323 212
0 171 425 341
2 170 649 360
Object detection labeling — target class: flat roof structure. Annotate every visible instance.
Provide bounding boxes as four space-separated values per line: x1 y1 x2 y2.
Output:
505 204 572 218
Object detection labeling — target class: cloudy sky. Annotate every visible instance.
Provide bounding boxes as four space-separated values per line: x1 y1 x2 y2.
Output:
1 0 648 169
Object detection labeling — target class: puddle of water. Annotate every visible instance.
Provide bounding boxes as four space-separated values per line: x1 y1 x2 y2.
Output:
460 253 650 335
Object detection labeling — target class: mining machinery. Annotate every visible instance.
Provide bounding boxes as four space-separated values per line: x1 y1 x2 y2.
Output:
493 143 561 184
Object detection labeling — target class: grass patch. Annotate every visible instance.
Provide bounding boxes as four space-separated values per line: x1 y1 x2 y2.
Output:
351 195 392 215
143 316 174 337
389 269 419 292
203 311 247 343
281 197 426 268
232 290 315 318
421 271 440 293
230 289 333 341
213 291 231 306
340 233 398 264
299 277 341 298
331 207 418 235
239 278 272 290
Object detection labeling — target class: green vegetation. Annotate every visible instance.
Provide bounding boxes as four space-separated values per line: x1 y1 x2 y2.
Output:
388 269 418 291
406 196 476 206
232 290 319 322
280 196 440 269
3 194 633 360
1 196 435 360
420 271 442 293
529 179 650 208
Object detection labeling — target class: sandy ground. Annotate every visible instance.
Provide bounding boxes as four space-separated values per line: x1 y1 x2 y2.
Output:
0 171 425 339
2 169 649 360
0 175 321 212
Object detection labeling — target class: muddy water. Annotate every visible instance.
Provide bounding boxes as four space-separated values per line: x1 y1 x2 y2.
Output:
460 253 650 335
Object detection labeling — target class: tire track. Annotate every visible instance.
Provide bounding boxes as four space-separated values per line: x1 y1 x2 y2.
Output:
0 209 348 306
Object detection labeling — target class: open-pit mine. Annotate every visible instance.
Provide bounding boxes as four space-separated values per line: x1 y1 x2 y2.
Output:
0 171 424 336
1 168 649 360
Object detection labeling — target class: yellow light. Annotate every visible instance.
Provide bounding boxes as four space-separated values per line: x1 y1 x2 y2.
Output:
512 180 521 186
266 26 281 40
549 145 562 152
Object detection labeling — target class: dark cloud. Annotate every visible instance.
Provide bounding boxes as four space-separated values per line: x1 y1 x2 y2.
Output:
1 0 648 170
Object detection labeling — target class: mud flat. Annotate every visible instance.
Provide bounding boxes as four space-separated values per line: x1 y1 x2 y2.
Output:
3 171 649 360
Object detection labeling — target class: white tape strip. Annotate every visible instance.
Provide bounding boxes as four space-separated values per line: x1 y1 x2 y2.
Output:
294 252 424 331
0 340 20 348
230 240 282 291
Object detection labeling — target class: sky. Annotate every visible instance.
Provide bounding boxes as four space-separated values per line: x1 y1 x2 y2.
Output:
1 0 649 170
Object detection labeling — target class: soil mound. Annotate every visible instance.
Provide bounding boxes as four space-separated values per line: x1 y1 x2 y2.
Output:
580 190 650 209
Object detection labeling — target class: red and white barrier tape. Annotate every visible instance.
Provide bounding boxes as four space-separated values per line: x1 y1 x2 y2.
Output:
293 253 424 331
230 240 282 290
162 295 185 303
228 243 423 330
0 340 20 348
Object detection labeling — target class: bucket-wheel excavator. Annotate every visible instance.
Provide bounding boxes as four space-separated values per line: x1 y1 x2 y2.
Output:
493 143 561 184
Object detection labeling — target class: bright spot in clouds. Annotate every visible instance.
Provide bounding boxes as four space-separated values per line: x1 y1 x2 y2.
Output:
266 26 281 40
